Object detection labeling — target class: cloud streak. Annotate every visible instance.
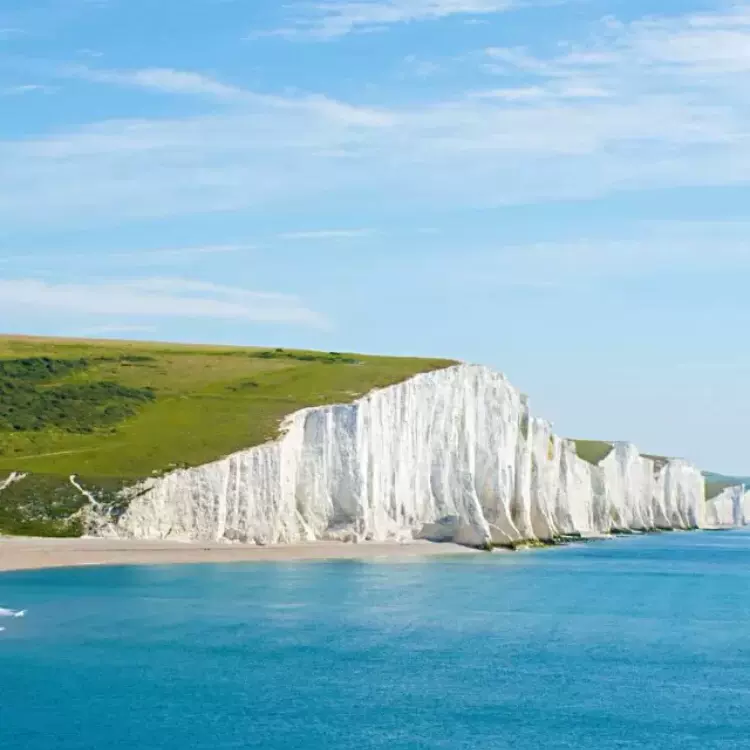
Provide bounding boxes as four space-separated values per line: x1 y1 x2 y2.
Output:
279 229 376 240
254 0 519 40
76 66 247 99
77 324 159 336
0 244 252 268
61 64 395 127
0 278 327 327
3 5 750 227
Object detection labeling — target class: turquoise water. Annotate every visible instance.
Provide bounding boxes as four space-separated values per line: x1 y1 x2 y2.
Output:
2 532 750 749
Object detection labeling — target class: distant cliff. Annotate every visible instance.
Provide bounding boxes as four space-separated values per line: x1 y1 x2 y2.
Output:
88 364 737 547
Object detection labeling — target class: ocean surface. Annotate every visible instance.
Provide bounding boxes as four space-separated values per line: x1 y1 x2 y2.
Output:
2 532 750 749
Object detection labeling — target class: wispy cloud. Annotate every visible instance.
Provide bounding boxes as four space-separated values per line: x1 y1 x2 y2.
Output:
436 225 750 288
279 229 376 240
401 54 441 78
62 64 395 126
1 84 55 96
77 324 158 336
469 84 610 100
0 27 24 40
0 244 251 267
71 66 247 99
3 5 750 226
481 6 750 83
253 0 518 40
0 278 327 327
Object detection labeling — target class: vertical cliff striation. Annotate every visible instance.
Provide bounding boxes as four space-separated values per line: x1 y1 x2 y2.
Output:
705 484 750 528
92 364 732 546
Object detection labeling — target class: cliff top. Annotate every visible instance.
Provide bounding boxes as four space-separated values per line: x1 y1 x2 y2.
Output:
0 335 455 481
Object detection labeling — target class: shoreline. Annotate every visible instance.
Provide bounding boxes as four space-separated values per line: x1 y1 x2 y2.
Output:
0 528 737 574
0 537 481 573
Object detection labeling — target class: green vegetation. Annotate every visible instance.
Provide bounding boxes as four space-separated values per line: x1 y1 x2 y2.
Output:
254 349 362 365
642 453 670 470
572 439 614 466
573 442 742 503
704 472 750 501
0 474 86 537
0 358 155 433
0 335 454 535
493 538 550 551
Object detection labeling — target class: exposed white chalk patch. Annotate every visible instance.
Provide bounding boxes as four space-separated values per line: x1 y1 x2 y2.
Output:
0 472 27 492
70 475 100 510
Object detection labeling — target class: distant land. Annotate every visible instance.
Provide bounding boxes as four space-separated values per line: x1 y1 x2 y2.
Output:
703 472 750 501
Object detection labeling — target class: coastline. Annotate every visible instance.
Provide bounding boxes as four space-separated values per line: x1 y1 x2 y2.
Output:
0 537 481 573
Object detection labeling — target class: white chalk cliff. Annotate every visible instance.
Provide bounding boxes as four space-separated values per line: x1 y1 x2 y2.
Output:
94 364 739 547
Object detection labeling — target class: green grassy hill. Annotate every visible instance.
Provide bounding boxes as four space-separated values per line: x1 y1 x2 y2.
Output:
0 335 454 536
703 472 750 501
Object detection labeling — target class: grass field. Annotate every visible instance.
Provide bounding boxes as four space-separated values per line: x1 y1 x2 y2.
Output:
0 335 454 535
0 336 454 478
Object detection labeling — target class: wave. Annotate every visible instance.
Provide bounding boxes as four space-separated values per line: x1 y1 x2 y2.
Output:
0 608 26 618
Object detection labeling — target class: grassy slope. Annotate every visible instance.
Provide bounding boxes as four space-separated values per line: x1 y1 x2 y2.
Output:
0 336 454 535
0 336 454 478
704 472 750 501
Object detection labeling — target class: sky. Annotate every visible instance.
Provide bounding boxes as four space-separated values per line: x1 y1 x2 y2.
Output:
1 0 749 473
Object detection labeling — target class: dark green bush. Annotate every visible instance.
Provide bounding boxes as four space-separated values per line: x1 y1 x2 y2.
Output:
0 356 89 383
253 350 361 365
0 357 156 433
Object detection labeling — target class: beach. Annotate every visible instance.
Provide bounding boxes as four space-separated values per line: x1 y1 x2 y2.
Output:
0 537 480 572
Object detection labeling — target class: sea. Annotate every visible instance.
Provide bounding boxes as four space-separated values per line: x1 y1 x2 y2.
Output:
2 531 750 749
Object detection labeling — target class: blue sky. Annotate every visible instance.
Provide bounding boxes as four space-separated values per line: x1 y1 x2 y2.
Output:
1 0 750 472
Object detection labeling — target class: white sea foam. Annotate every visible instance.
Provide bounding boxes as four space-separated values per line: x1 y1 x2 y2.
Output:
0 608 26 618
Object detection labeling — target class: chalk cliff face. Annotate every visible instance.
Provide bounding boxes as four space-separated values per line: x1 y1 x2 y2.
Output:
94 364 726 546
705 485 750 528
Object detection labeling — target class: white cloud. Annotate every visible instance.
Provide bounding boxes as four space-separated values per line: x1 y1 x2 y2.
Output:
625 8 750 74
1 84 54 96
0 278 326 327
254 0 517 39
63 65 394 126
468 84 610 101
279 229 376 240
77 324 158 336
469 86 548 100
3 5 750 226
431 227 750 289
107 244 252 260
0 244 251 267
402 54 441 78
74 66 247 99
484 7 750 81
